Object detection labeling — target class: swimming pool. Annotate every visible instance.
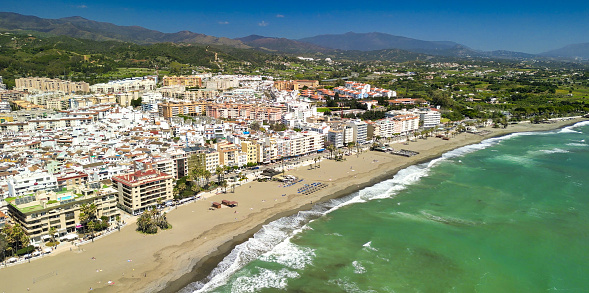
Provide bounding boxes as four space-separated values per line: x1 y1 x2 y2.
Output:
58 195 74 201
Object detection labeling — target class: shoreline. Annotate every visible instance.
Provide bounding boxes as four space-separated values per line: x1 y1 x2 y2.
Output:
157 117 588 293
1 117 586 293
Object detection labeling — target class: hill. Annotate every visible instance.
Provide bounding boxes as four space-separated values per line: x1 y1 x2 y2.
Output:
299 32 464 53
541 43 589 60
235 35 332 54
0 12 248 48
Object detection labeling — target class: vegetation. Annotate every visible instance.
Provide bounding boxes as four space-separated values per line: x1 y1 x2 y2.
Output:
136 208 170 234
1 224 29 257
79 203 110 241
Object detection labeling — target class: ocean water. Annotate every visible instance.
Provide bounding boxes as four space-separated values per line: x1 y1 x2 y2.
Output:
181 121 589 293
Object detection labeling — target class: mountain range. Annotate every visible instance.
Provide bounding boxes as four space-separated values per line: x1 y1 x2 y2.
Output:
0 12 587 61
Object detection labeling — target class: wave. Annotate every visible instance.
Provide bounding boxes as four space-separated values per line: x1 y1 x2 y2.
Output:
419 210 478 226
352 261 366 274
228 268 298 293
567 140 589 147
559 120 589 133
180 127 573 292
362 241 378 252
538 148 570 154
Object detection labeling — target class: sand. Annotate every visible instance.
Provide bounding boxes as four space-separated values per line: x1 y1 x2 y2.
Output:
0 118 585 293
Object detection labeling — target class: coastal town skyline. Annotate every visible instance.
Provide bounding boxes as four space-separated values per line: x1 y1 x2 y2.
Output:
3 0 589 53
1 4 589 290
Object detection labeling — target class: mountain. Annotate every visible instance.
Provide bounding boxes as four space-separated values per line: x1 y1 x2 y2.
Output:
235 35 333 54
540 43 589 60
0 12 248 48
299 32 465 53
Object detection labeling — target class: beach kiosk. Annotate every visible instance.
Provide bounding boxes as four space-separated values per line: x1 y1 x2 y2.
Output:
212 202 222 209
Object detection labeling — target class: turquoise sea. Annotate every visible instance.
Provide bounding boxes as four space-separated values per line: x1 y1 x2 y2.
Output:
181 121 589 293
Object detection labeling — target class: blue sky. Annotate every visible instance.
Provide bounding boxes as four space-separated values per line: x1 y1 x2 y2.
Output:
3 0 589 53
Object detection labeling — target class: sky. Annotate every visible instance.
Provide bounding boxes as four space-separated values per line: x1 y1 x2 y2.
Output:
3 0 589 54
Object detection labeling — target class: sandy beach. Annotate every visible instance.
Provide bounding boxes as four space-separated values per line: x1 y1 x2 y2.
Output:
0 118 585 293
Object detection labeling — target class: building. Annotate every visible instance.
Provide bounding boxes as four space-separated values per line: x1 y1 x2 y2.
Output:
346 120 368 144
7 172 58 198
416 108 441 128
327 129 344 148
205 103 285 123
112 169 174 216
7 188 119 243
163 75 202 87
90 77 156 94
274 80 319 91
241 141 259 165
15 77 90 93
158 101 207 119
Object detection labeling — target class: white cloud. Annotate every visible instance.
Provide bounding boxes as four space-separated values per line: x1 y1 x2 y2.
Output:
218 21 229 25
258 21 269 27
276 14 285 18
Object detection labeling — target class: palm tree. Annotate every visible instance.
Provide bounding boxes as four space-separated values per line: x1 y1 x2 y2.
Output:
215 165 224 185
327 144 336 160
48 226 57 244
203 170 212 186
115 215 121 231
220 181 228 193
347 142 355 155
87 221 96 242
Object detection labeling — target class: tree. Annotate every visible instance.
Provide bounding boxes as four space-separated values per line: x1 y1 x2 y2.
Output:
48 226 57 243
79 203 97 226
130 97 142 108
87 221 96 242
250 121 261 131
347 142 355 155
216 166 224 185
327 144 336 160
220 180 228 193
137 208 170 234
116 215 121 231
0 234 7 261
2 224 29 256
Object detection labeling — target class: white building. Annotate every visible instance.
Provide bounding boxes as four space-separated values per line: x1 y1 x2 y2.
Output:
90 77 157 94
7 171 58 197
416 108 441 128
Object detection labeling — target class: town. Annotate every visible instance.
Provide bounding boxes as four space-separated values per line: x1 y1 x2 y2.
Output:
0 57 588 268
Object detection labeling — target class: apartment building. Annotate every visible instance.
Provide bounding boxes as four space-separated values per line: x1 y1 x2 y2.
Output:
7 172 58 198
15 77 90 93
416 108 442 128
112 169 173 216
205 103 285 123
162 75 202 87
7 188 119 242
346 120 368 144
90 77 156 94
241 141 259 165
274 80 319 91
158 101 207 119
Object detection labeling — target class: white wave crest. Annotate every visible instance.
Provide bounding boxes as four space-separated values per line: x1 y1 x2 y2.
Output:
185 212 319 293
259 241 315 270
329 277 378 293
229 268 298 293
539 148 569 154
559 120 589 133
419 210 477 226
362 241 378 252
567 142 587 147
353 261 366 274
